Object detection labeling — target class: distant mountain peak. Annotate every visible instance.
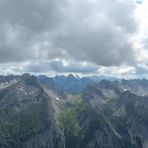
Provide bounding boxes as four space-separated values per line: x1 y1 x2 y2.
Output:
22 73 31 77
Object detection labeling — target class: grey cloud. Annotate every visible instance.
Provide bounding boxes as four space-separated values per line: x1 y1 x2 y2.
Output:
50 60 98 73
24 60 98 74
53 21 135 66
0 0 139 72
0 0 65 32
143 38 148 50
135 65 148 75
0 0 66 62
102 0 137 33
51 0 137 66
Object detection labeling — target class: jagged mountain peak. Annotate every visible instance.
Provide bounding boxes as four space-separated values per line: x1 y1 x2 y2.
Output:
0 74 148 148
0 74 64 148
20 73 41 88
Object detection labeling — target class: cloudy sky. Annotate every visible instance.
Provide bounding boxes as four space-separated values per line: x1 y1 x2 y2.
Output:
0 0 148 78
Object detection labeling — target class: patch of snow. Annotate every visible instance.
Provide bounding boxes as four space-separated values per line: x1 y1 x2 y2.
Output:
0 79 18 89
24 92 28 95
102 99 106 104
56 97 60 101
29 91 35 95
19 88 24 91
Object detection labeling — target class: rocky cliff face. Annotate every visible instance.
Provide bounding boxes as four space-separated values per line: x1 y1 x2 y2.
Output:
78 80 148 148
120 79 148 96
0 75 148 148
51 74 95 94
113 91 148 147
0 74 64 148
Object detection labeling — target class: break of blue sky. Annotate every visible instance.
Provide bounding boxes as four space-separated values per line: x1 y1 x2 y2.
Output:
135 0 143 4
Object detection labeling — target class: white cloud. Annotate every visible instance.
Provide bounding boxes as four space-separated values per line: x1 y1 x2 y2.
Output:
97 65 136 78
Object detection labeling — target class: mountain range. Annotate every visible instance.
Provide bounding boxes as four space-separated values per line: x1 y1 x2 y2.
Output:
0 74 148 148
